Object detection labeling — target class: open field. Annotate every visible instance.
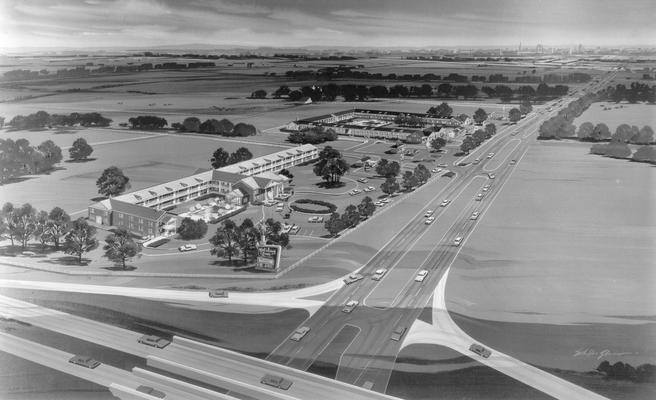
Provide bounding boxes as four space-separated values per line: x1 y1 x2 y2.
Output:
573 101 656 131
445 140 655 371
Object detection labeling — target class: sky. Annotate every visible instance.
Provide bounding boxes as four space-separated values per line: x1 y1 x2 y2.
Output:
1 0 654 50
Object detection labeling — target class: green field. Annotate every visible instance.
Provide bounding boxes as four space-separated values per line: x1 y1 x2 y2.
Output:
573 101 656 132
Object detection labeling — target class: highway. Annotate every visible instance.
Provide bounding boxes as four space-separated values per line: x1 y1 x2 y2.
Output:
266 72 618 398
0 294 400 400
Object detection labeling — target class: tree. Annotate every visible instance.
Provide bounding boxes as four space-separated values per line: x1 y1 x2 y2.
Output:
63 218 98 264
577 122 595 141
233 123 257 137
358 196 375 219
250 89 267 99
632 125 654 144
46 207 70 249
273 86 291 98
177 217 208 240
612 124 634 143
278 169 294 182
11 203 38 249
484 123 497 138
413 164 431 184
460 136 477 154
34 210 50 247
96 166 130 197
230 147 253 164
429 137 446 152
401 170 418 191
508 108 521 123
341 204 360 228
427 102 453 118
375 159 400 178
0 203 16 246
236 218 259 264
103 229 140 269
313 146 349 184
182 117 201 132
211 147 231 169
592 123 611 140
69 138 93 161
36 140 63 172
473 108 488 124
128 115 167 130
632 145 656 163
380 176 399 196
209 219 239 262
519 100 533 115
324 212 345 237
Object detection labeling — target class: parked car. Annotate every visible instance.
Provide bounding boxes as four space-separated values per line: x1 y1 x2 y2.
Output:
425 216 435 224
488 173 496 179
357 178 368 183
20 251 37 257
261 374 293 390
437 163 448 168
136 386 166 399
415 270 428 282
290 326 311 342
178 244 197 252
138 334 171 349
367 186 375 191
68 355 100 369
469 343 492 358
344 273 364 285
391 326 407 341
342 299 359 313
308 216 319 223
431 168 438 173
453 236 463 246
208 289 228 298
372 268 387 281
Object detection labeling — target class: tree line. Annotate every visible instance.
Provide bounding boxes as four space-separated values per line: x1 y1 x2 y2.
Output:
604 82 656 104
7 111 111 130
172 117 257 137
288 126 339 144
0 138 62 183
460 123 498 154
538 92 602 139
0 202 142 269
264 82 567 103
596 361 655 383
209 218 289 265
210 147 253 169
280 66 590 85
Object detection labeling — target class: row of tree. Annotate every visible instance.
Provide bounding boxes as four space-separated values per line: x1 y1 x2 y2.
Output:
210 147 253 169
268 82 568 103
128 115 168 130
603 82 656 104
324 197 376 237
596 361 655 383
590 142 656 163
460 124 498 154
578 123 653 144
209 218 289 264
172 117 257 137
538 92 601 139
8 111 112 130
0 138 63 183
288 126 338 144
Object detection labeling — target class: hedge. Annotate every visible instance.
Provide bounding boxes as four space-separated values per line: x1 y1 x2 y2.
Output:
289 199 337 214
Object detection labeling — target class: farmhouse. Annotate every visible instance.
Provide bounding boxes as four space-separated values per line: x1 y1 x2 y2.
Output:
88 144 318 238
286 109 463 141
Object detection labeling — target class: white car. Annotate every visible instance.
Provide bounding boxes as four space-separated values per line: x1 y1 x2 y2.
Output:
440 200 451 207
436 168 443 173
425 210 434 217
342 299 359 313
453 236 463 246
357 178 368 183
425 216 435 224
437 163 448 168
367 186 375 191
178 244 197 252
482 184 490 191
363 187 373 192
470 211 480 220
415 270 428 282
488 173 496 179
487 153 495 159
353 188 362 194
375 201 385 207
372 268 387 281
431 168 438 173
475 193 484 201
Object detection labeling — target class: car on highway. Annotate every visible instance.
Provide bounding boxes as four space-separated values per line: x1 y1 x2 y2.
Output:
342 299 359 313
435 168 443 173
473 159 480 165
431 168 438 173
136 385 166 398
415 269 428 282
374 201 385 207
68 355 101 369
178 244 197 252
391 326 407 341
470 211 480 220
469 343 492 358
357 177 368 183
482 184 490 192
425 216 435 224
209 289 228 298
437 163 448 168
344 273 364 285
261 374 293 390
453 236 463 246
381 198 391 204
290 326 311 341
440 199 451 207
509 159 517 165
372 268 387 280
487 152 495 159
488 173 496 179
424 210 434 217
475 193 484 201
138 334 171 349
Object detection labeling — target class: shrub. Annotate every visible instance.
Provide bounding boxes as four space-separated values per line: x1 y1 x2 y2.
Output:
289 199 337 214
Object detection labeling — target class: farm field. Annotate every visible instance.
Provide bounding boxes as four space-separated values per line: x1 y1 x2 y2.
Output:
445 140 655 371
573 101 656 131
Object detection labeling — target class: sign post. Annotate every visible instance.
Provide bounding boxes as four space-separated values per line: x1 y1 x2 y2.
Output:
256 245 282 272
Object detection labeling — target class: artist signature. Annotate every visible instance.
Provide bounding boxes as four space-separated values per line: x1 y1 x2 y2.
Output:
573 347 637 360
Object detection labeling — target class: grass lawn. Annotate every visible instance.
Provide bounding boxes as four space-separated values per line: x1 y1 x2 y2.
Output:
573 101 656 132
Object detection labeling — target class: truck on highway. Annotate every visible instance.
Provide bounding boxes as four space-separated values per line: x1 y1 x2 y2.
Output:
344 273 364 285
138 334 171 349
391 326 407 341
69 355 100 369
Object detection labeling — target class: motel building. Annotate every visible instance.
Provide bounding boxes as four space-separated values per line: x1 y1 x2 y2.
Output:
286 109 463 142
88 144 318 238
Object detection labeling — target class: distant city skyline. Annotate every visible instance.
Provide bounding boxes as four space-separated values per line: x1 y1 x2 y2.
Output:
1 0 655 50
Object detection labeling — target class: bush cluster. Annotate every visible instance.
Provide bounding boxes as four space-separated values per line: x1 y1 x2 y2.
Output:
289 199 337 214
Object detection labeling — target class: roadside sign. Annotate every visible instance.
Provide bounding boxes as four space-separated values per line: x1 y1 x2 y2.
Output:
256 245 282 272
